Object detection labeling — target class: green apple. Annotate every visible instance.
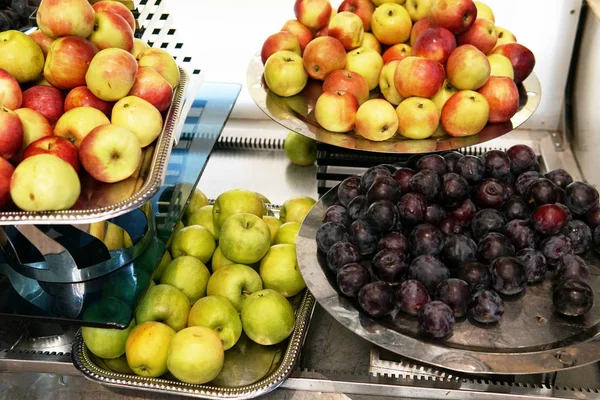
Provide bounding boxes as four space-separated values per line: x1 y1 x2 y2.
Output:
263 216 282 244
126 321 175 377
160 256 211 304
274 222 301 245
184 188 209 218
206 264 263 312
211 246 235 272
241 289 296 345
167 326 224 384
284 131 317 166
152 251 172 282
259 244 306 297
82 318 134 360
0 30 44 83
212 189 264 232
170 225 216 264
256 192 270 216
219 213 271 264
103 354 134 374
186 205 218 238
135 284 190 332
188 295 242 350
279 196 316 224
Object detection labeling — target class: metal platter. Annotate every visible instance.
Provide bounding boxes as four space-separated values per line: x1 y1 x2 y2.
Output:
0 68 189 226
247 52 541 154
296 185 600 375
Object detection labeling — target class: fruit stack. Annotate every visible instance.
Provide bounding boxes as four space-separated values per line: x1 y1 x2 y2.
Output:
260 0 536 142
82 188 317 385
316 145 598 340
0 0 179 213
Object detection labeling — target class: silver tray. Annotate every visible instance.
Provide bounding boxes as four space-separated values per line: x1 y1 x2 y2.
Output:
247 52 541 154
0 67 189 226
297 185 600 375
71 289 315 399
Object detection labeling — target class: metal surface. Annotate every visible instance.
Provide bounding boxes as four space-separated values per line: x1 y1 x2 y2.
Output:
297 172 600 376
0 68 189 226
247 52 541 154
71 289 316 399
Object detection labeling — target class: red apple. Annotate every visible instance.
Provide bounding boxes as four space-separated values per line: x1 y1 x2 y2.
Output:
294 0 332 30
328 11 364 50
394 56 444 98
23 136 80 172
382 43 412 64
477 76 519 123
412 27 456 64
0 107 23 160
303 36 347 80
338 0 375 32
64 86 114 116
410 18 431 46
441 90 489 136
428 0 478 35
88 11 134 51
44 36 98 90
315 90 359 132
29 30 55 56
21 86 65 126
0 68 22 110
457 18 497 54
128 67 173 113
281 20 313 52
322 69 370 105
446 44 490 90
492 43 535 84
261 31 301 65
0 156 14 210
92 0 136 31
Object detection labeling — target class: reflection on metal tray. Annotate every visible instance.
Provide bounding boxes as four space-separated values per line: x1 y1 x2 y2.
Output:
297 185 600 375
0 67 189 226
72 289 316 399
247 52 541 154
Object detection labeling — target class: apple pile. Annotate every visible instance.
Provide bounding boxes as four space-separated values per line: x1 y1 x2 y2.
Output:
261 0 536 142
0 0 179 213
82 188 317 385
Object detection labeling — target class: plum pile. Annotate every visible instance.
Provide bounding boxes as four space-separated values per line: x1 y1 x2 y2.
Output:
316 145 597 340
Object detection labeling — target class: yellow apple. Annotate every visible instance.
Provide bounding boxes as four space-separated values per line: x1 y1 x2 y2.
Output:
126 321 175 377
280 196 317 224
167 326 224 384
328 11 364 50
160 255 211 304
487 54 514 79
263 215 283 244
88 11 134 51
188 296 242 350
111 95 163 147
54 107 110 148
13 108 53 157
137 48 180 89
396 97 440 139
354 99 398 141
0 30 45 83
264 50 308 97
131 38 149 59
405 0 433 21
345 47 384 90
260 244 306 297
36 0 95 38
446 44 491 90
441 90 490 137
170 225 216 264
378 60 404 105
493 27 517 50
10 154 80 211
314 90 359 133
371 3 412 45
431 79 458 112
475 1 495 22
86 48 138 102
372 0 406 5
274 222 301 245
361 32 381 54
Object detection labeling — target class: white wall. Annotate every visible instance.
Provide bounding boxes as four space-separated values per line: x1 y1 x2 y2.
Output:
167 0 581 131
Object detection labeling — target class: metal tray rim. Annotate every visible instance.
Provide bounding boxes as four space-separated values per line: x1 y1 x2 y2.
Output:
0 67 190 226
71 289 316 399
247 51 542 155
297 185 600 375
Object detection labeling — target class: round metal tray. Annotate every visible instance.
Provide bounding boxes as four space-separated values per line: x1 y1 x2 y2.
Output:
247 52 541 154
297 186 600 375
